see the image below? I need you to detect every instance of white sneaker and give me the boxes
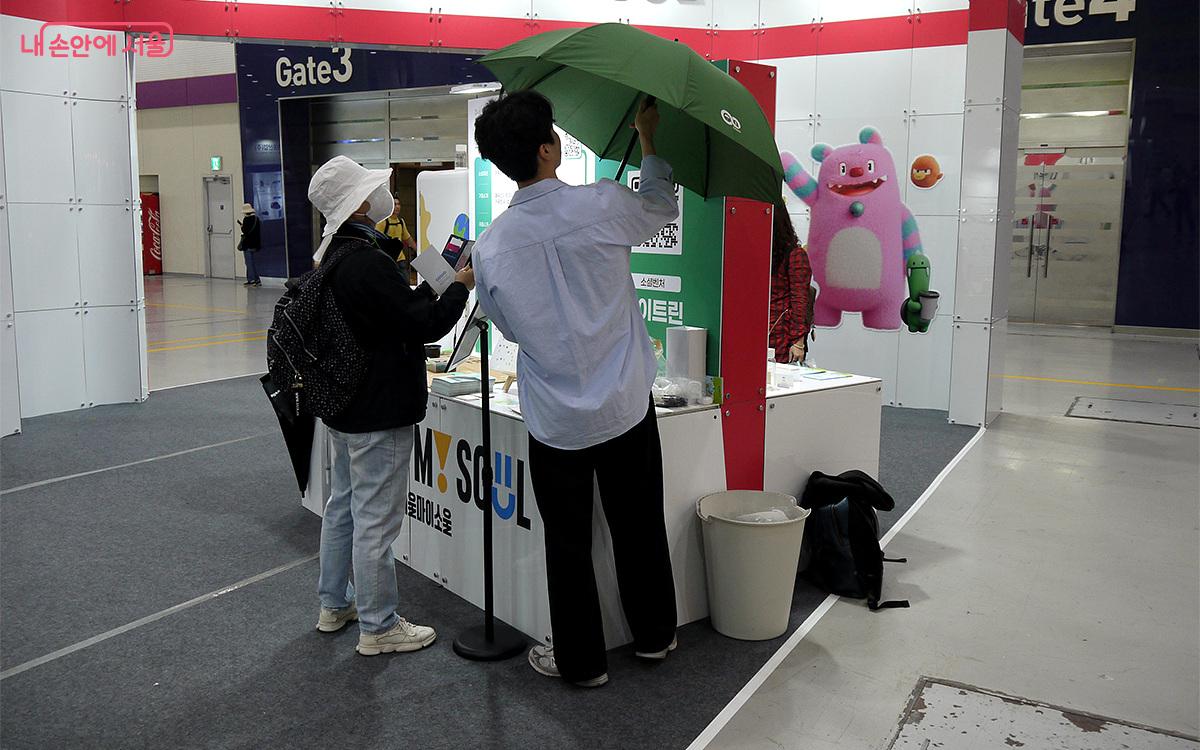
[356,618,436,656]
[635,635,678,660]
[527,644,608,687]
[316,603,359,633]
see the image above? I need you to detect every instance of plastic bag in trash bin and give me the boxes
[735,508,793,524]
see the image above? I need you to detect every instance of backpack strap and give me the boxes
[847,499,910,611]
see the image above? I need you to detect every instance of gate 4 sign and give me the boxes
[1027,0,1136,27]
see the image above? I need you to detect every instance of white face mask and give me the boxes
[365,184,394,224]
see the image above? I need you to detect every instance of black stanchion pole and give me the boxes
[453,320,527,662]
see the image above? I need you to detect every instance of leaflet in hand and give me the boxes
[412,247,457,294]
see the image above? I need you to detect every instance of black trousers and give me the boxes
[527,400,678,682]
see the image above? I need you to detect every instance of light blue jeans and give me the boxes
[318,426,412,634]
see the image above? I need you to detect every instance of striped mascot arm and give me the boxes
[781,150,821,208]
[901,205,925,264]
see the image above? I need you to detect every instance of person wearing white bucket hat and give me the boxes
[306,155,474,656]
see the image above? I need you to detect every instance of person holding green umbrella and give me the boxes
[472,91,679,687]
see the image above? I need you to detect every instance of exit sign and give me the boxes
[210,156,222,170]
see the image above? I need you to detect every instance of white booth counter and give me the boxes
[302,363,882,648]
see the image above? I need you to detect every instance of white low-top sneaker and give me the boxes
[355,618,436,656]
[635,635,678,660]
[527,645,608,687]
[316,603,359,633]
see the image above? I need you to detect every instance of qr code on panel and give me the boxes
[562,135,583,159]
[642,222,680,249]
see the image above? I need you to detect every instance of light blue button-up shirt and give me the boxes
[473,156,679,450]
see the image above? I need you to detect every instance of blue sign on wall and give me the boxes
[235,43,488,278]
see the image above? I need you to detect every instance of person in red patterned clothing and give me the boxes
[768,202,814,363]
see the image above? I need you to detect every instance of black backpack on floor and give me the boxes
[265,236,371,419]
[798,470,909,611]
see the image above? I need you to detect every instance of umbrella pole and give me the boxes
[614,130,639,185]
[453,319,527,662]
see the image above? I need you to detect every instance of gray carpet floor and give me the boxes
[0,377,975,749]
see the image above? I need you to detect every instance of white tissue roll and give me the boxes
[666,326,707,381]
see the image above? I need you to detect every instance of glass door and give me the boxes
[1010,149,1126,326]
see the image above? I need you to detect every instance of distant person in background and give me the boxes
[238,203,262,287]
[768,204,813,363]
[378,197,418,282]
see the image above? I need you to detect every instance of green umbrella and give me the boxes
[479,23,783,204]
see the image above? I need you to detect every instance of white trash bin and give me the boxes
[697,491,810,641]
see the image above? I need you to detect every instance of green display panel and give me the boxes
[596,160,725,376]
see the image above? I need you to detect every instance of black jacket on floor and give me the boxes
[323,223,468,433]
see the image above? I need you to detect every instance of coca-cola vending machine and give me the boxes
[141,192,163,275]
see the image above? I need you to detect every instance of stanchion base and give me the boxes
[452,621,528,662]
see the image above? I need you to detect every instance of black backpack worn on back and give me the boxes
[265,235,371,419]
[798,469,909,611]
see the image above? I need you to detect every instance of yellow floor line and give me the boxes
[1003,374,1200,393]
[148,334,266,354]
[146,302,250,315]
[148,330,268,347]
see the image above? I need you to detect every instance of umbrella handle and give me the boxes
[614,131,638,185]
[614,95,656,184]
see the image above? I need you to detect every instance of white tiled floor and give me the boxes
[702,326,1200,749]
[145,275,276,391]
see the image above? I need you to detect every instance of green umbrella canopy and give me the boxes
[479,23,783,204]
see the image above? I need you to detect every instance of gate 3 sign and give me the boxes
[411,427,533,536]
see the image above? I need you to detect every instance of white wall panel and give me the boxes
[15,308,86,417]
[959,103,1003,215]
[895,313,953,410]
[987,315,1005,423]
[905,113,963,215]
[954,214,999,323]
[68,31,129,101]
[72,99,133,205]
[809,314,900,406]
[533,0,709,25]
[964,29,1007,106]
[819,0,910,23]
[0,130,17,434]
[915,0,969,11]
[911,44,967,115]
[1,322,19,435]
[947,319,990,426]
[1,92,75,204]
[8,204,80,312]
[0,15,70,97]
[82,306,142,405]
[713,0,759,30]
[815,50,912,118]
[759,0,819,27]
[764,56,816,120]
[1003,33,1023,110]
[78,205,138,308]
[915,214,959,315]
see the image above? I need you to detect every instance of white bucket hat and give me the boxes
[308,155,393,262]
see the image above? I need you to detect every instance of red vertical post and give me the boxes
[718,60,776,491]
